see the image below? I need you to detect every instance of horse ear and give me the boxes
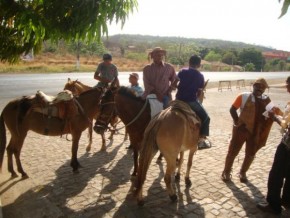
[68,78,71,82]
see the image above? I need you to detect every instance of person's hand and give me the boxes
[95,75,101,81]
[272,106,283,116]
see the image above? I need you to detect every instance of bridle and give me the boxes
[95,98,149,133]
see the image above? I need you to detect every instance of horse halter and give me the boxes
[94,101,116,134]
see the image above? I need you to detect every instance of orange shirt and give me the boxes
[232,94,243,109]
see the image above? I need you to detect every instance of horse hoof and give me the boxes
[185,177,192,187]
[137,199,145,206]
[73,169,80,174]
[170,194,178,202]
[21,173,29,179]
[130,173,137,178]
[11,173,18,178]
[86,147,91,152]
[175,173,180,182]
[100,148,106,152]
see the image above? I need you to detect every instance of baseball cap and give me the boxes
[253,78,269,88]
[103,53,112,60]
[129,73,139,80]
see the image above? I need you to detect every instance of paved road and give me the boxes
[1,72,289,109]
[0,79,289,217]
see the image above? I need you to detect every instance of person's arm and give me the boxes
[197,75,205,98]
[94,64,101,81]
[142,66,155,96]
[230,105,239,126]
[268,107,283,126]
[230,94,242,125]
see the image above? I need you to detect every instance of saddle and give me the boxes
[32,90,78,120]
[168,100,201,130]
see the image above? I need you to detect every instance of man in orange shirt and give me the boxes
[221,78,274,183]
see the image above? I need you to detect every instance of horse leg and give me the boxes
[71,132,82,173]
[131,148,138,177]
[164,159,177,202]
[7,141,18,178]
[86,124,92,152]
[14,145,28,179]
[100,132,106,151]
[175,151,184,182]
[185,149,195,187]
[108,129,115,140]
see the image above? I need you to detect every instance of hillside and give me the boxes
[105,34,275,53]
[1,34,288,73]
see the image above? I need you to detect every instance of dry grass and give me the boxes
[0,53,148,73]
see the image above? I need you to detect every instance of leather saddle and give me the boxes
[32,90,78,120]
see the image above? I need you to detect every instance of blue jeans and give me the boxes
[187,101,210,136]
[163,95,170,109]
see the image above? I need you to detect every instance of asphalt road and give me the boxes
[0,71,289,110]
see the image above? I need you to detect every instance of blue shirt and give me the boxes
[176,67,204,102]
[128,84,144,97]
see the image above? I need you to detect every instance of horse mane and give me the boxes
[75,80,91,89]
[77,87,101,99]
[18,97,34,123]
[117,86,144,102]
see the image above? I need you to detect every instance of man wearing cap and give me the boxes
[142,47,178,108]
[94,53,119,88]
[221,78,274,183]
[128,73,143,97]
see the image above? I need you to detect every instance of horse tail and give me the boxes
[135,116,160,195]
[0,112,7,172]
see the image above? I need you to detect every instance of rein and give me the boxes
[115,99,148,131]
[73,98,92,125]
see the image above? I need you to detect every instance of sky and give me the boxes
[108,0,290,51]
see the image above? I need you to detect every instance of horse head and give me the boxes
[94,87,118,134]
[64,78,80,96]
[64,78,92,96]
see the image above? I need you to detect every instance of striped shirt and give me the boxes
[142,62,177,97]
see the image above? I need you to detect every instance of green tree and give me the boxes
[0,0,137,63]
[204,50,222,62]
[279,60,287,71]
[222,51,237,65]
[244,63,255,72]
[279,0,290,18]
[238,48,265,71]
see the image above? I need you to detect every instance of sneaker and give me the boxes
[257,202,281,215]
[198,139,212,150]
[282,200,290,209]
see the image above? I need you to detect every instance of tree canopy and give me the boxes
[279,0,290,18]
[0,0,137,63]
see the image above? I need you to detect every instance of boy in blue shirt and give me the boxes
[176,55,210,149]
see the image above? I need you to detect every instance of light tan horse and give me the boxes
[63,78,120,151]
[0,88,103,178]
[135,100,200,206]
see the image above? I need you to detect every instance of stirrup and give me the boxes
[221,171,232,182]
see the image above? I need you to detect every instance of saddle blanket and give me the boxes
[147,94,163,118]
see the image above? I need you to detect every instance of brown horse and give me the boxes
[0,88,103,178]
[95,86,151,176]
[135,100,200,206]
[63,78,120,151]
